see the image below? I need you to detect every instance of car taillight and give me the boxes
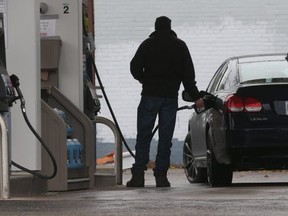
[225,95,262,112]
[244,97,262,112]
[226,95,243,112]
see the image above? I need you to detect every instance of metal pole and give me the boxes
[95,116,123,185]
[0,114,10,199]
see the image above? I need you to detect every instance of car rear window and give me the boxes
[239,60,288,84]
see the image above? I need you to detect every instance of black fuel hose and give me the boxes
[92,60,136,158]
[150,105,195,138]
[10,75,57,179]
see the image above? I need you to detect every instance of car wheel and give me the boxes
[206,129,233,187]
[183,135,207,183]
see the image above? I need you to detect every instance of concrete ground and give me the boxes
[1,169,288,216]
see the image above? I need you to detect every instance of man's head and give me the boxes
[155,16,171,31]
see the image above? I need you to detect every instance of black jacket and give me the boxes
[130,29,200,100]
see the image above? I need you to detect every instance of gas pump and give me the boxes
[0,66,14,114]
[0,13,57,182]
[0,17,11,105]
[0,14,13,173]
[0,62,57,181]
[0,72,58,180]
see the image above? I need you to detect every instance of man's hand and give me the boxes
[194,98,205,109]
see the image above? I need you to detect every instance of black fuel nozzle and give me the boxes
[202,94,218,110]
[9,74,20,88]
[9,74,25,107]
[192,92,217,114]
[182,90,222,113]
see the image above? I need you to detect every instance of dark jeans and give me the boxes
[132,96,178,173]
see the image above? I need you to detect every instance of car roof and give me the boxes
[226,53,287,64]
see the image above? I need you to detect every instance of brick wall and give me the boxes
[0,1,4,12]
[94,0,288,162]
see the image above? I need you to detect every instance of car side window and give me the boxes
[218,60,238,91]
[207,62,228,93]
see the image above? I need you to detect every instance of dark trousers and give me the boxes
[132,96,178,173]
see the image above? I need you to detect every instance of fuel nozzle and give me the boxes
[9,74,25,107]
[9,74,20,88]
[182,90,222,113]
[202,94,217,109]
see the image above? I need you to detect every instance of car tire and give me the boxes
[183,135,207,184]
[207,129,233,187]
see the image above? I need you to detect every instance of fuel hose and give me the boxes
[10,74,57,179]
[92,60,136,158]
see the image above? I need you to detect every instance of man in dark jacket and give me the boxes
[127,16,204,187]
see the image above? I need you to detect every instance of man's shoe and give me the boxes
[154,170,171,187]
[155,176,171,187]
[126,170,144,187]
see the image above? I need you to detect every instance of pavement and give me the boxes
[1,169,288,216]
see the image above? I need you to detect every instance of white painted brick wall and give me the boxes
[94,0,288,145]
[0,1,4,12]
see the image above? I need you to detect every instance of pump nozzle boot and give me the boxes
[126,169,144,187]
[154,170,171,187]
